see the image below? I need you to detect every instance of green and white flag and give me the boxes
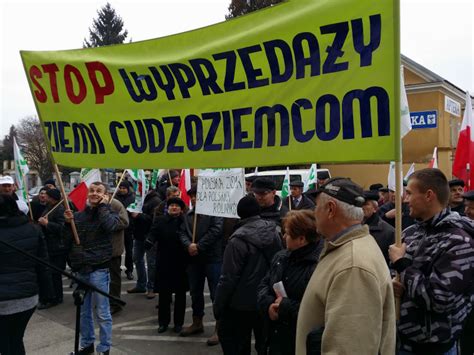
[127,169,149,213]
[13,137,29,201]
[304,164,317,192]
[281,167,290,199]
[150,169,162,190]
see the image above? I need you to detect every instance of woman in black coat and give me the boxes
[145,197,188,334]
[257,210,323,355]
[0,194,52,355]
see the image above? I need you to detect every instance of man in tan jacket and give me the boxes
[296,178,396,355]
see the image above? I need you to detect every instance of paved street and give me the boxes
[24,268,227,355]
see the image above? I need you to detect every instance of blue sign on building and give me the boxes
[410,110,437,129]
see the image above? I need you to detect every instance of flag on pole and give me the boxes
[428,147,438,169]
[388,161,404,195]
[13,137,29,202]
[400,66,412,138]
[304,164,317,192]
[178,169,192,207]
[127,169,149,213]
[68,168,102,211]
[453,92,474,189]
[281,167,290,199]
[150,169,161,190]
[404,163,416,182]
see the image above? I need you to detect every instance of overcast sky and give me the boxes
[0,0,473,137]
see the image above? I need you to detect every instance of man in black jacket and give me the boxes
[116,181,135,280]
[252,178,288,231]
[448,179,466,215]
[64,182,120,355]
[283,181,315,211]
[37,188,66,309]
[214,195,282,354]
[178,185,224,346]
[362,191,395,265]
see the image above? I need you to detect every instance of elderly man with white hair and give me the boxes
[0,175,29,215]
[296,177,396,355]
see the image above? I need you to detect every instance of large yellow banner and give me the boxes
[21,0,400,169]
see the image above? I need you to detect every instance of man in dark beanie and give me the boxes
[448,178,465,215]
[37,188,66,309]
[214,195,282,354]
[156,170,180,201]
[252,178,288,231]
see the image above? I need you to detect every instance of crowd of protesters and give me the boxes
[1,167,474,355]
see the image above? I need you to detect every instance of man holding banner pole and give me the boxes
[178,184,224,345]
[389,169,474,354]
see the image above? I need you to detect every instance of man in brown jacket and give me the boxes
[296,178,396,355]
[109,196,129,314]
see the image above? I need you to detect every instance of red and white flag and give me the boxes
[428,147,438,169]
[453,92,474,189]
[178,169,192,207]
[68,169,101,211]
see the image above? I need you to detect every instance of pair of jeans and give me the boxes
[187,262,221,317]
[132,240,156,291]
[218,309,264,355]
[78,268,112,353]
[0,306,36,355]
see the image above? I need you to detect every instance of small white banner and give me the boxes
[196,168,245,218]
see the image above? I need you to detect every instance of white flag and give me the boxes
[80,168,101,186]
[428,147,438,169]
[401,66,412,138]
[404,163,415,182]
[304,164,317,192]
[13,137,29,201]
[388,161,403,196]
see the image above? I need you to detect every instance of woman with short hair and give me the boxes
[257,210,323,355]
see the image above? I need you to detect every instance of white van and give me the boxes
[245,168,331,196]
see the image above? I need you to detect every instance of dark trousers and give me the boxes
[0,307,36,355]
[109,256,122,306]
[187,262,221,317]
[124,234,134,272]
[461,310,474,355]
[50,254,67,302]
[219,309,264,355]
[158,291,186,327]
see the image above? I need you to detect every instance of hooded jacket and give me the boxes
[260,195,289,230]
[394,208,474,353]
[213,216,282,319]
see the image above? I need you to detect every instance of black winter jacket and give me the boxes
[66,204,120,273]
[260,195,289,231]
[0,214,53,301]
[213,216,282,319]
[179,210,224,264]
[257,241,323,355]
[132,190,162,241]
[40,203,67,256]
[147,214,189,293]
[364,213,395,265]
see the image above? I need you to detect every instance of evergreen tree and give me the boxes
[226,0,283,19]
[83,2,129,47]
